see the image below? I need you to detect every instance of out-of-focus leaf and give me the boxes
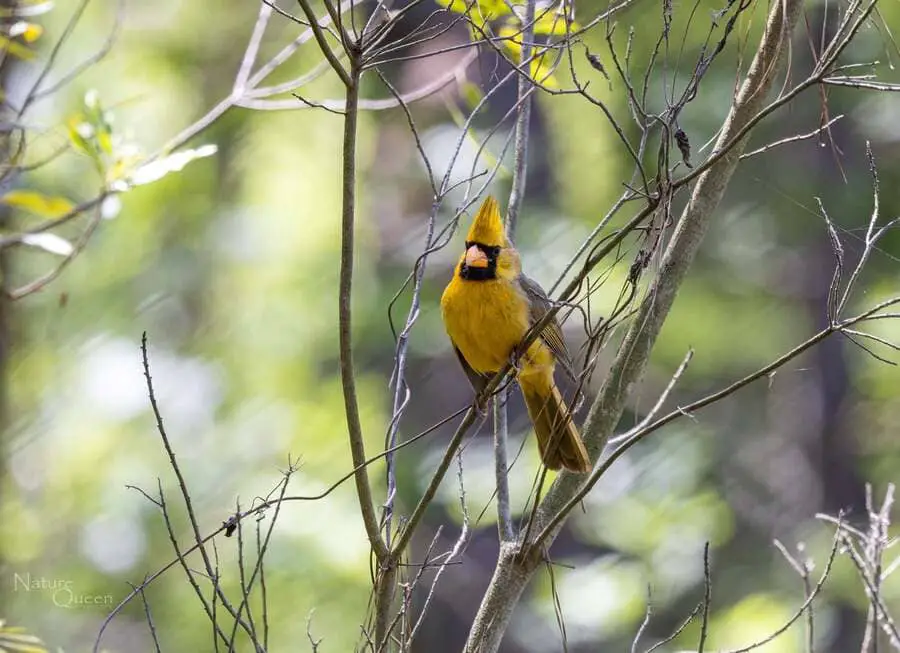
[531,51,559,88]
[67,117,95,159]
[67,92,121,177]
[8,21,43,42]
[126,144,218,187]
[437,0,510,30]
[533,10,579,35]
[0,35,34,60]
[498,24,522,57]
[1,190,75,218]
[466,20,481,44]
[81,91,113,150]
[0,620,47,653]
[461,81,483,110]
[0,1,54,18]
[21,233,74,256]
[436,0,510,17]
[96,130,113,155]
[497,25,559,88]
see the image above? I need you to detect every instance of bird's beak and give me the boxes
[465,245,489,268]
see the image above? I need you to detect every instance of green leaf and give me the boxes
[436,0,511,25]
[530,52,559,88]
[497,25,560,88]
[0,35,34,60]
[1,190,75,218]
[533,10,580,36]
[0,621,47,653]
[66,118,96,160]
[80,91,113,150]
[96,130,113,155]
[497,24,522,57]
[460,81,483,111]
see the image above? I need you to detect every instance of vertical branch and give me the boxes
[506,0,536,234]
[338,57,388,562]
[495,0,538,543]
[374,564,399,652]
[493,390,514,541]
[698,542,712,652]
[296,0,352,87]
[463,544,542,653]
[319,21,398,644]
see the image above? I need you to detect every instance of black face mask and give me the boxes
[459,242,501,280]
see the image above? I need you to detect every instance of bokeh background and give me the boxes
[2,0,899,651]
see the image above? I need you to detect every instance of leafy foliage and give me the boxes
[0,621,47,653]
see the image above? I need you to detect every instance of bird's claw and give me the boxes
[507,346,523,374]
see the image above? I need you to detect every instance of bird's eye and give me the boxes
[490,246,501,257]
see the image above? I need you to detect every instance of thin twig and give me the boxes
[234,2,273,93]
[295,0,352,87]
[719,527,841,653]
[698,542,711,652]
[132,579,162,653]
[774,540,815,652]
[609,347,694,445]
[631,586,652,653]
[740,114,844,159]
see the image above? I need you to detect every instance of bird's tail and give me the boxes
[520,379,590,473]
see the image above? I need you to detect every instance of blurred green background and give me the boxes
[2,0,899,651]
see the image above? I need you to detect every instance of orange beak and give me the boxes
[465,245,489,268]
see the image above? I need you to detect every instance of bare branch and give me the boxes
[822,78,900,91]
[740,115,845,159]
[6,197,106,300]
[235,3,274,93]
[408,452,472,644]
[132,578,162,653]
[609,347,694,446]
[295,0,352,87]
[335,57,389,562]
[698,542,712,652]
[774,540,816,652]
[718,528,841,653]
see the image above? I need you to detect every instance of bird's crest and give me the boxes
[466,196,506,246]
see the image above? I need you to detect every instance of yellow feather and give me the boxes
[442,268,532,374]
[441,195,590,473]
[466,196,507,246]
[442,196,553,374]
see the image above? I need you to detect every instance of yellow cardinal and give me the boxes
[440,196,590,473]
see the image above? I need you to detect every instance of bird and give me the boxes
[440,196,591,473]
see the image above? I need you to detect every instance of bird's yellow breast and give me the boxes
[441,268,536,374]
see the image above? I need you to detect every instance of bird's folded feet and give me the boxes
[473,392,490,418]
[507,345,523,374]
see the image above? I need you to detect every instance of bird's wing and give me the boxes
[518,273,577,382]
[453,345,490,394]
